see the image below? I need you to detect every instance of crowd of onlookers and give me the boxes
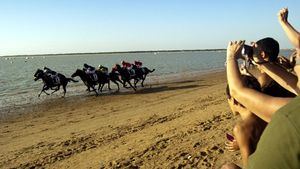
[222,8,300,169]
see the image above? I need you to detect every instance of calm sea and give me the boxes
[0,50,293,114]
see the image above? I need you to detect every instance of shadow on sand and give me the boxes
[134,84,208,94]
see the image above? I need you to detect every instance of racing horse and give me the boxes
[34,69,78,97]
[131,64,155,88]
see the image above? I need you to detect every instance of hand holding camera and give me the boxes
[241,43,268,65]
[226,40,245,61]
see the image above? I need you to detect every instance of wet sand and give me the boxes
[0,71,241,168]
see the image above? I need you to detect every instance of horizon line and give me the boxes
[1,48,293,57]
[1,48,226,57]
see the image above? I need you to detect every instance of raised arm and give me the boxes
[278,8,300,48]
[257,62,299,95]
[226,41,291,122]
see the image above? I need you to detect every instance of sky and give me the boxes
[0,0,299,56]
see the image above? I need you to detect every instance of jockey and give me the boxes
[83,63,97,81]
[98,65,109,76]
[44,67,57,75]
[121,61,135,76]
[111,66,117,73]
[134,60,143,68]
[121,60,132,69]
[43,67,60,84]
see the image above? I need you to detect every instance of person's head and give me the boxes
[253,37,280,62]
[226,75,261,115]
[84,63,88,68]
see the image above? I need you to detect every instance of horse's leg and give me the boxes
[117,79,123,85]
[62,84,67,98]
[100,84,105,92]
[43,90,50,95]
[91,86,99,96]
[51,86,60,94]
[84,82,90,92]
[39,86,50,97]
[112,80,120,92]
[123,80,127,88]
[38,85,46,97]
[134,79,138,88]
[108,81,112,90]
[127,80,136,91]
[123,80,130,89]
[122,78,128,88]
[141,76,146,87]
[97,83,101,92]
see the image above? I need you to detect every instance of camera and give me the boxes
[241,45,253,60]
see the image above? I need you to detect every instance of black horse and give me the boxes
[114,64,137,91]
[131,64,155,87]
[97,68,123,93]
[34,69,78,97]
[71,69,100,95]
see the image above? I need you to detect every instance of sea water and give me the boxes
[0,50,293,114]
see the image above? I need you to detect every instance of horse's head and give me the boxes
[71,69,83,78]
[34,69,44,81]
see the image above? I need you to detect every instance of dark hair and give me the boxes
[226,75,261,100]
[256,37,280,62]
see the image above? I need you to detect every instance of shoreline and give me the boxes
[0,70,241,168]
[0,69,225,121]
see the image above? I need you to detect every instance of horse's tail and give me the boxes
[149,69,155,73]
[144,68,155,73]
[67,78,78,83]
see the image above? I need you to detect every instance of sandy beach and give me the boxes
[0,71,241,169]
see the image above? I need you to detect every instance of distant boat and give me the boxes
[25,57,29,59]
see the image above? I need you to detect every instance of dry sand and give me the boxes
[0,71,241,169]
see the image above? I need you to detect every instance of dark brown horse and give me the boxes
[114,64,136,91]
[71,69,99,95]
[98,69,123,92]
[34,69,78,97]
[71,69,122,95]
[131,64,155,87]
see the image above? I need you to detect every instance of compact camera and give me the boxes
[241,45,253,60]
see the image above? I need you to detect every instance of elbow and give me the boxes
[229,83,245,99]
[295,34,300,48]
[264,116,271,123]
[295,37,300,49]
